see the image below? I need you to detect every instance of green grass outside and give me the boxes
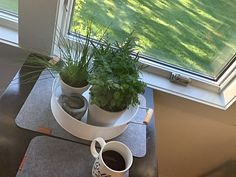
[71,0,236,77]
[0,0,17,14]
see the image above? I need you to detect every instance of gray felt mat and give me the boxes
[16,136,129,177]
[15,71,147,157]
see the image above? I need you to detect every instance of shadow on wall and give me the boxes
[201,160,236,177]
[154,90,236,177]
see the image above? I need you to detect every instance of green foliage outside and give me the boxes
[71,0,236,78]
[89,33,146,112]
[0,0,17,14]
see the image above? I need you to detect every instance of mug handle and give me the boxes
[90,137,106,158]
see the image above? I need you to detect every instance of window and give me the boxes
[0,0,18,14]
[69,0,236,80]
[1,0,236,109]
[0,0,18,31]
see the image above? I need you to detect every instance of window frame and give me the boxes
[0,10,18,45]
[1,0,236,110]
[63,0,236,110]
[0,10,18,30]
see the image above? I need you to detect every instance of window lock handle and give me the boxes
[169,73,191,86]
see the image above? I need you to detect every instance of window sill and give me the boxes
[0,24,18,46]
[142,70,236,110]
[1,24,235,110]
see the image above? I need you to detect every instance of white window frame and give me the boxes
[0,0,236,110]
[61,0,236,110]
[0,10,18,44]
[0,10,18,30]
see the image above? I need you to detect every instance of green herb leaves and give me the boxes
[89,33,146,112]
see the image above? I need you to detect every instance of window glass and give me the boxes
[0,0,18,14]
[70,0,236,79]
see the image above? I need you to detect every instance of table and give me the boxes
[0,63,158,177]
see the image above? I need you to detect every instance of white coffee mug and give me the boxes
[90,137,133,177]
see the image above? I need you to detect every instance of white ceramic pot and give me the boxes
[87,104,126,127]
[59,77,90,96]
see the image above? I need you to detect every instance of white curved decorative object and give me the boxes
[51,78,139,140]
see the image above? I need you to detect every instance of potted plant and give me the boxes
[88,33,147,126]
[22,25,96,121]
[26,25,94,96]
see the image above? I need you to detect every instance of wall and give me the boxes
[18,0,59,55]
[0,43,28,97]
[154,90,236,177]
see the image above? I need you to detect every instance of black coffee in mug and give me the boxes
[102,150,126,171]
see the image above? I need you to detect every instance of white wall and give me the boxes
[18,0,59,55]
[154,91,236,177]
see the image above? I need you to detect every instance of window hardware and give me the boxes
[64,0,68,12]
[169,73,191,86]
